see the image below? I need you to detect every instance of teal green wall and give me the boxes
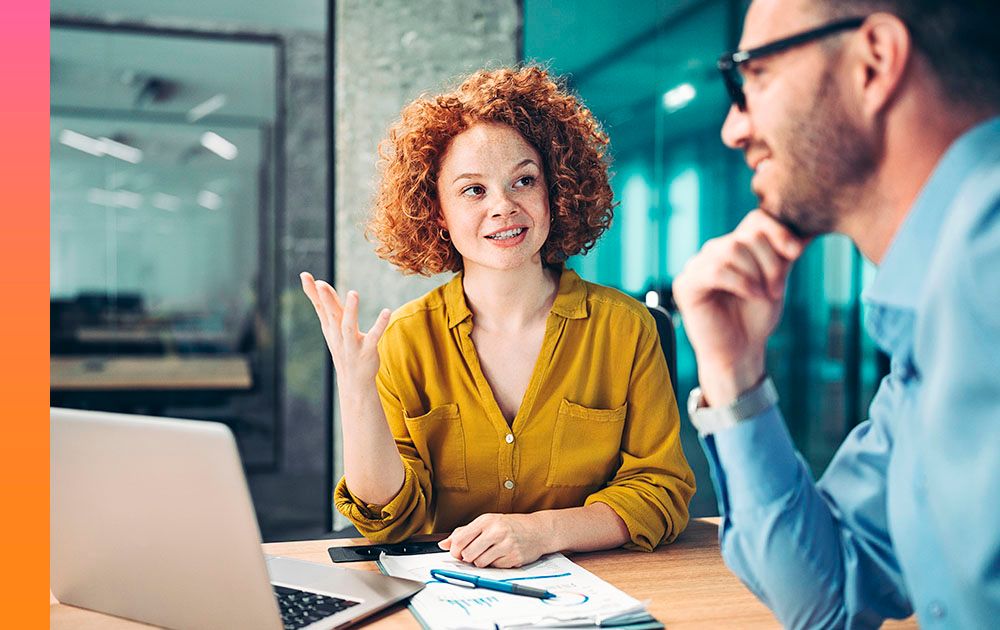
[526,0,884,516]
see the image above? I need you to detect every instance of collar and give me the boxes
[864,116,1000,312]
[444,272,471,329]
[444,266,589,329]
[549,267,589,319]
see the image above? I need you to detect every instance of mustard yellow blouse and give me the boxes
[334,268,695,550]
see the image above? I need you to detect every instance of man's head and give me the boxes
[720,0,1000,238]
[820,0,1000,107]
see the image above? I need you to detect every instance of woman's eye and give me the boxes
[514,175,535,188]
[461,185,485,198]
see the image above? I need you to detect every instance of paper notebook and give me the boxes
[377,551,662,629]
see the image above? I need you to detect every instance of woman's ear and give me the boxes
[435,215,448,229]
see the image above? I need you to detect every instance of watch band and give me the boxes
[687,376,778,435]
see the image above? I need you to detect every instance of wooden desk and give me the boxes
[50,355,253,391]
[50,519,918,629]
[74,327,234,347]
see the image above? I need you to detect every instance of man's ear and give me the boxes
[851,13,912,119]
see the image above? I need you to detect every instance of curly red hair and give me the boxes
[367,66,615,276]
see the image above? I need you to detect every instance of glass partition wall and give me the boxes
[50,23,281,469]
[524,0,885,515]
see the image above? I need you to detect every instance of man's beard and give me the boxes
[771,67,878,238]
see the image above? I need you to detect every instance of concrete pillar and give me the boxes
[332,0,520,527]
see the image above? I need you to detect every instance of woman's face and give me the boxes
[435,122,550,274]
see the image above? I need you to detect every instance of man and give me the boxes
[673,0,999,627]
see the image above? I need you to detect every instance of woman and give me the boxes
[301,66,694,568]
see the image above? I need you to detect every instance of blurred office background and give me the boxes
[50,0,886,539]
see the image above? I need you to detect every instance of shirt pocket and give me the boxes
[546,399,627,488]
[403,403,469,492]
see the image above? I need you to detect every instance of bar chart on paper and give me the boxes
[377,551,660,629]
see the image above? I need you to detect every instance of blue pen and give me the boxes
[430,569,556,599]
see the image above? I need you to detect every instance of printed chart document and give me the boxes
[377,551,662,629]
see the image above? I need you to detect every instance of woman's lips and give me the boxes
[484,226,527,247]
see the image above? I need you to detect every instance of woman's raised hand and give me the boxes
[300,272,391,388]
[300,272,404,502]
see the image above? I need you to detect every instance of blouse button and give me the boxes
[503,479,515,490]
[505,433,514,444]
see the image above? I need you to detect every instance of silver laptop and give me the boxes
[51,407,423,630]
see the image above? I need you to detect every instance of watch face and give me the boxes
[687,377,779,435]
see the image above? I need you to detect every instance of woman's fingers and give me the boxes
[301,274,388,388]
[445,524,478,561]
[470,542,505,568]
[341,291,360,338]
[299,272,328,320]
[458,528,495,565]
[489,552,522,569]
[302,273,346,333]
[364,309,392,350]
[301,274,390,388]
[315,280,345,324]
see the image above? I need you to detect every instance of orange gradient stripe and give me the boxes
[0,2,49,627]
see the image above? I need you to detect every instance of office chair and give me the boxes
[646,305,678,397]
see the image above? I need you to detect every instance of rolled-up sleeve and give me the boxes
[586,320,696,550]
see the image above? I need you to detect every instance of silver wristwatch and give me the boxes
[687,376,779,435]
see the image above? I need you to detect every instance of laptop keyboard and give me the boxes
[273,584,360,629]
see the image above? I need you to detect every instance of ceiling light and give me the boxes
[197,190,222,210]
[58,129,142,163]
[187,94,227,122]
[152,193,182,212]
[200,131,238,160]
[97,136,143,163]
[59,129,105,157]
[87,188,142,208]
[663,83,697,112]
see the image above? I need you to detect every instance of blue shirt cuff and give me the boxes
[701,405,804,513]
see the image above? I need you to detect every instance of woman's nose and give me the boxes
[491,194,519,218]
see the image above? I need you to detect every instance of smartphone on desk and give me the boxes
[328,540,444,563]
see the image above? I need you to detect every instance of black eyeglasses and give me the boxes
[718,16,867,111]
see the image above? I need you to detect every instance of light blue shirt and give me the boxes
[700,116,1000,629]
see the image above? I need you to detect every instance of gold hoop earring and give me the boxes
[439,228,450,242]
